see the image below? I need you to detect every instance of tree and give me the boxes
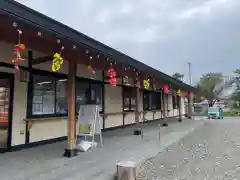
[233,69,240,89]
[231,69,240,108]
[172,72,184,81]
[196,72,230,107]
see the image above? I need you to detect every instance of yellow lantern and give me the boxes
[143,79,150,89]
[52,51,64,72]
[177,89,181,96]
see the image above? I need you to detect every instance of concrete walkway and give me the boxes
[0,119,204,180]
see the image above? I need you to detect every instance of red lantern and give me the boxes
[162,84,169,94]
[107,68,117,86]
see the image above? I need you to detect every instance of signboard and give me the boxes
[123,76,130,86]
[77,105,102,143]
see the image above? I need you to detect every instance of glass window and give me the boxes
[56,79,68,114]
[75,81,103,113]
[143,91,150,110]
[32,75,55,115]
[76,82,89,113]
[91,83,103,112]
[31,74,103,116]
[176,96,180,109]
[123,87,136,111]
[143,91,162,110]
[152,92,162,110]
[172,95,178,109]
[123,97,130,111]
[131,97,136,110]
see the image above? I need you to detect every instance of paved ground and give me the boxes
[0,118,202,180]
[137,117,240,180]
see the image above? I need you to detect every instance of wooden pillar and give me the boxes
[25,50,33,144]
[162,92,168,127]
[160,91,164,120]
[178,95,182,122]
[187,92,193,119]
[102,70,105,129]
[134,88,142,135]
[167,94,169,116]
[135,88,140,122]
[64,61,77,157]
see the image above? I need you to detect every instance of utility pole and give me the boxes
[187,62,193,119]
[188,62,192,85]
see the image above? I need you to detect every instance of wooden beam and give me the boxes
[63,61,77,158]
[32,55,52,65]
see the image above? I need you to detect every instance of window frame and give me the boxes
[122,86,136,112]
[172,94,178,109]
[29,71,67,118]
[151,91,162,110]
[176,95,180,109]
[75,77,104,114]
[28,69,104,118]
[143,90,162,111]
[143,90,151,110]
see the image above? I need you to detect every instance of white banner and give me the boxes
[77,105,101,136]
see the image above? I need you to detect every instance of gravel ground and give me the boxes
[137,118,240,180]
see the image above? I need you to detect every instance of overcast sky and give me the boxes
[16,0,240,84]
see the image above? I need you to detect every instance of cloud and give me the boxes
[15,0,240,84]
[178,0,229,20]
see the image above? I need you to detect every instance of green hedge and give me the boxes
[224,111,240,116]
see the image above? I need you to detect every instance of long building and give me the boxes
[0,0,195,157]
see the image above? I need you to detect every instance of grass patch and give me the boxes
[224,111,240,116]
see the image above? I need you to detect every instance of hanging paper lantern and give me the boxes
[109,78,117,86]
[9,30,25,71]
[162,84,169,94]
[107,68,117,86]
[52,46,64,72]
[135,78,140,88]
[10,44,25,67]
[88,65,96,75]
[143,79,150,89]
[87,53,96,75]
[177,89,181,96]
[52,52,64,72]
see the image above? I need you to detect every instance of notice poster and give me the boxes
[77,105,101,136]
